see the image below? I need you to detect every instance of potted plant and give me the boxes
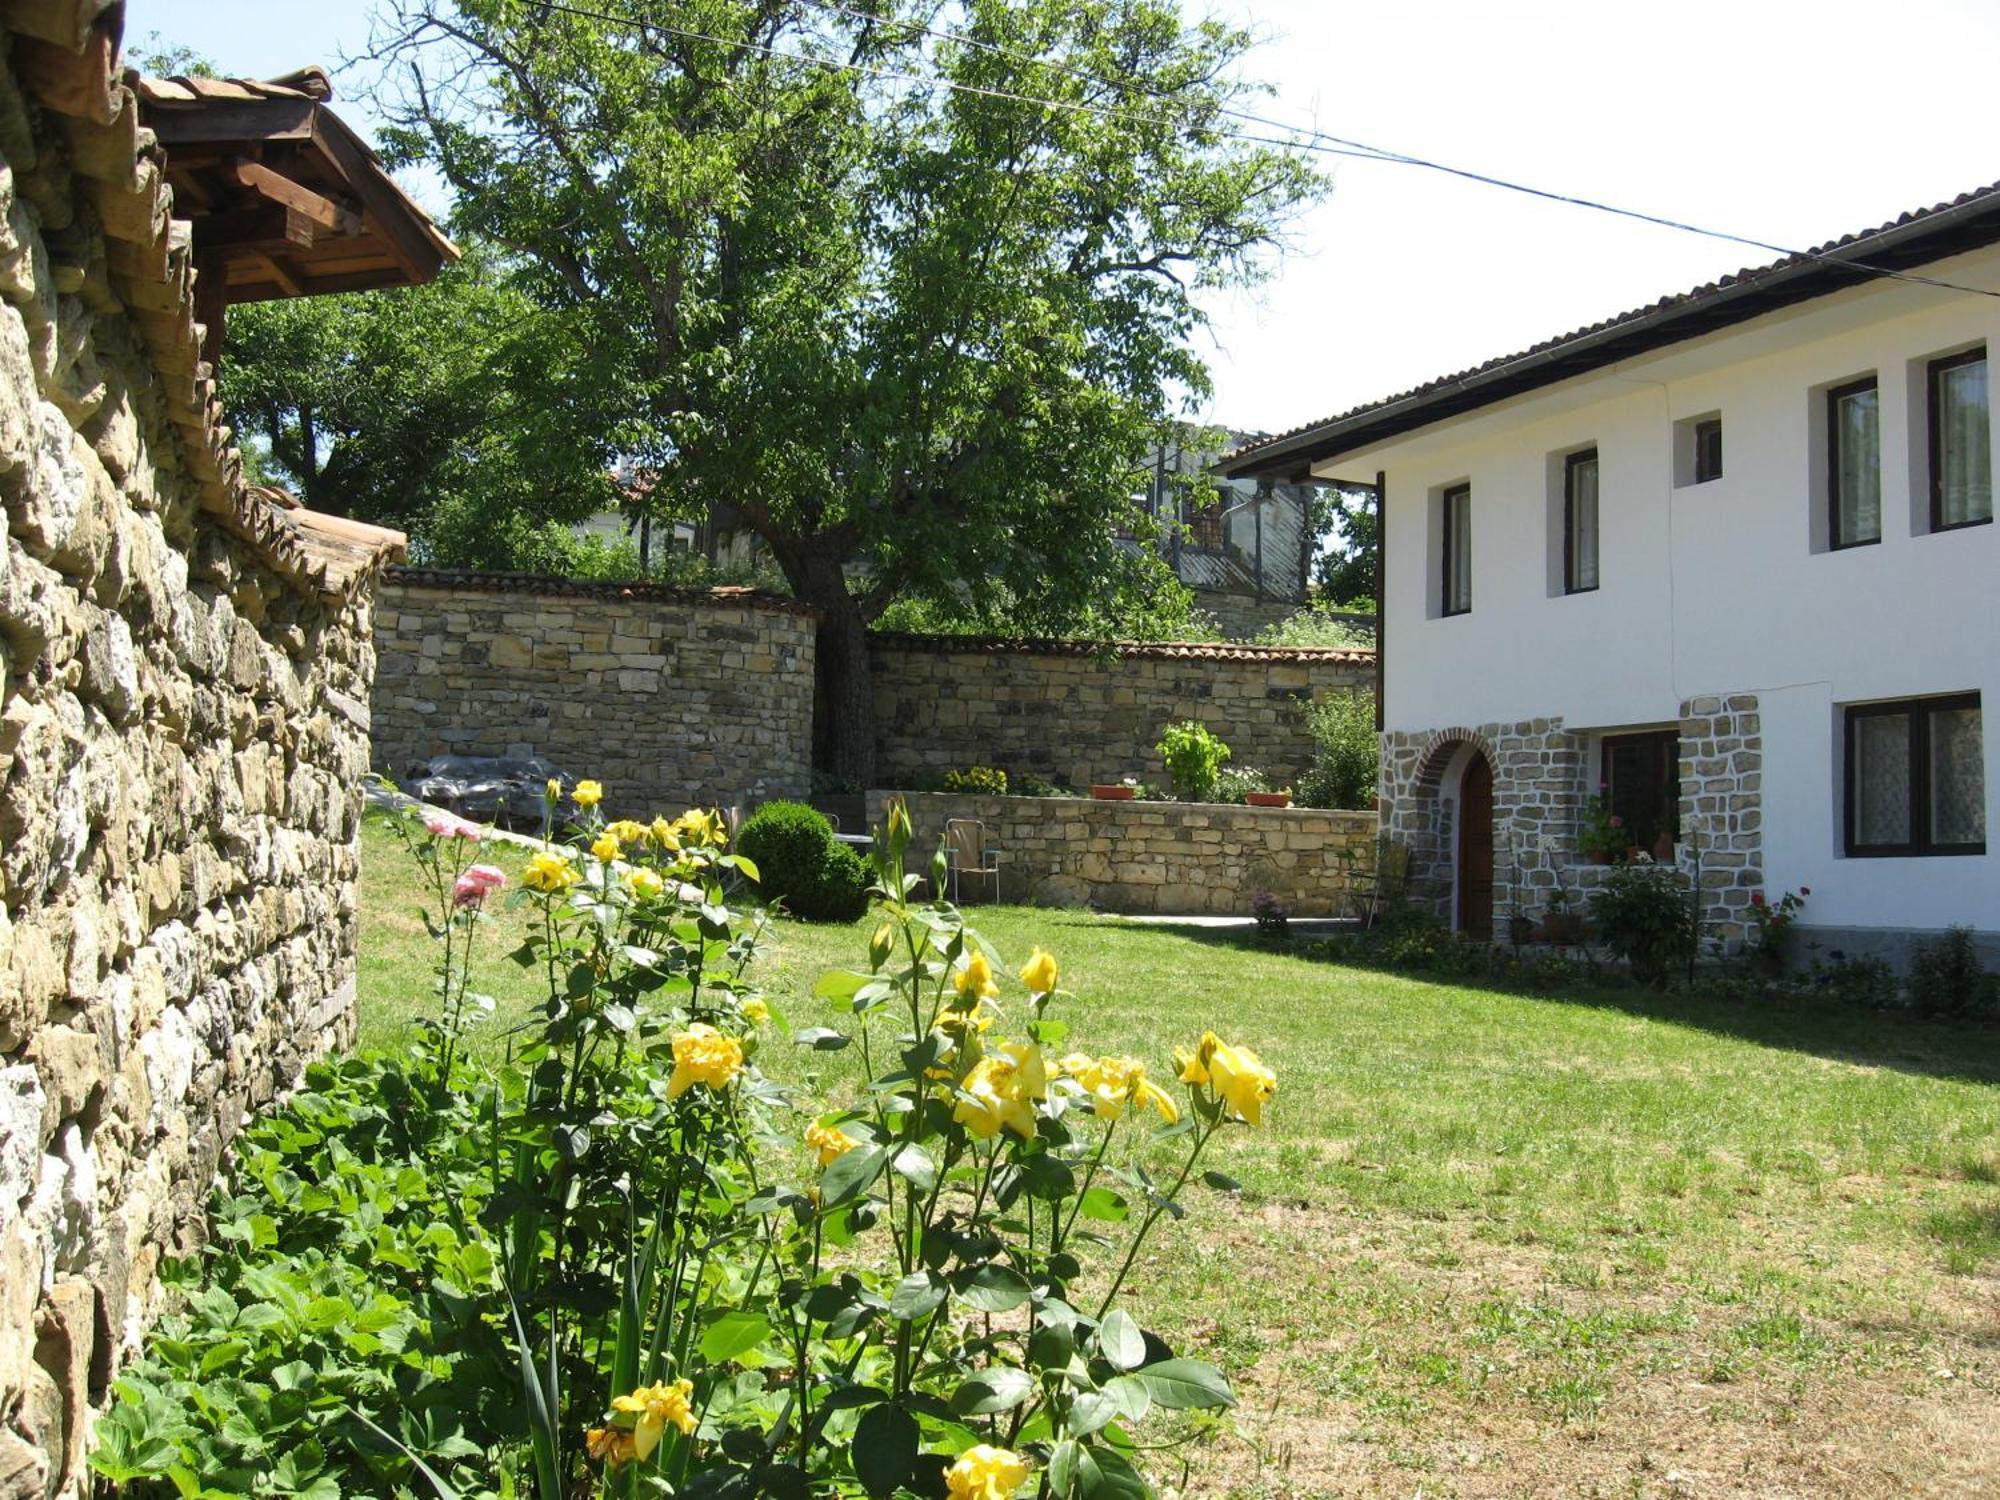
[1578,789,1626,865]
[1245,787,1293,809]
[1090,777,1138,801]
[1155,720,1231,802]
[1536,888,1588,945]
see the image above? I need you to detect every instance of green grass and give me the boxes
[355,813,2000,1495]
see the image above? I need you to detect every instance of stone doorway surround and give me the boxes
[1378,697,1764,948]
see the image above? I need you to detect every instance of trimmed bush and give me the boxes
[1296,690,1377,810]
[737,800,869,921]
[1589,863,1697,987]
[1907,926,1998,1018]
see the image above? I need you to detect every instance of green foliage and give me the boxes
[1589,864,1698,988]
[941,766,1009,796]
[1252,604,1375,650]
[1907,926,1998,1018]
[1576,794,1630,861]
[1214,766,1271,804]
[1311,486,1379,607]
[1155,721,1231,802]
[1295,691,1378,811]
[101,783,1252,1497]
[222,247,615,569]
[1014,773,1077,799]
[369,0,1323,777]
[736,800,862,922]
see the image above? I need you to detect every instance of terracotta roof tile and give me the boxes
[869,631,1374,665]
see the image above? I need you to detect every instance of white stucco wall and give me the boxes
[1322,247,2000,936]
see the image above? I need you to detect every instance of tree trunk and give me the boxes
[777,547,877,789]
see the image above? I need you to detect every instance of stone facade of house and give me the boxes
[371,572,819,815]
[0,21,404,1496]
[866,790,1378,916]
[1379,694,1765,948]
[869,635,1374,794]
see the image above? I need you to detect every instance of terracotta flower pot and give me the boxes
[1245,791,1292,808]
[1090,784,1136,801]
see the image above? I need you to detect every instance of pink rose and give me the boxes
[424,811,483,842]
[454,864,507,906]
[1608,815,1623,828]
[1750,891,1766,906]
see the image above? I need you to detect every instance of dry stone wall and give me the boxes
[866,790,1376,916]
[869,635,1374,793]
[0,39,392,1497]
[371,573,819,815]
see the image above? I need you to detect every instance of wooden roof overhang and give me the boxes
[135,67,459,362]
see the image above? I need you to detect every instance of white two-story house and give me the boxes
[1224,184,2000,964]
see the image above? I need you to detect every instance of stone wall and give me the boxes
[371,572,819,814]
[869,635,1374,794]
[865,790,1377,917]
[1379,694,1765,949]
[0,22,402,1496]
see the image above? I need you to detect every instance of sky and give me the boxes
[141,0,2000,439]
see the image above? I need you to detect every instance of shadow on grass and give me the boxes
[1006,908,2000,1088]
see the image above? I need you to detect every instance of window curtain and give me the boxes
[1835,386,1880,543]
[1569,456,1599,590]
[1937,358,1992,527]
[1448,488,1471,610]
[1851,712,1911,845]
[1930,705,1986,846]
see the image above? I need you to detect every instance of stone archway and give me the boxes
[1381,727,1500,926]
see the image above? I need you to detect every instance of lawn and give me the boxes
[355,813,2000,1497]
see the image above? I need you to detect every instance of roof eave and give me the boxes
[1218,189,2000,481]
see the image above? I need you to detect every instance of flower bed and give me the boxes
[870,791,1378,916]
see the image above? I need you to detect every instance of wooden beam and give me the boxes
[311,115,445,283]
[225,158,360,235]
[252,252,304,299]
[145,98,318,146]
[192,204,316,256]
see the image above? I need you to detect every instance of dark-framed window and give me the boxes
[1928,347,1992,532]
[1844,693,1985,857]
[1440,483,1471,616]
[1693,418,1723,483]
[1827,376,1881,549]
[1601,730,1680,858]
[1563,448,1600,594]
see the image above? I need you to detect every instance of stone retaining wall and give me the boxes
[869,635,1374,794]
[371,573,819,816]
[0,33,397,1494]
[865,791,1377,917]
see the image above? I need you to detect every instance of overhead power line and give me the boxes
[485,0,2000,301]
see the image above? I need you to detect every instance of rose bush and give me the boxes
[95,784,1270,1499]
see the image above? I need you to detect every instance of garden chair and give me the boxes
[1343,837,1411,929]
[945,819,1003,904]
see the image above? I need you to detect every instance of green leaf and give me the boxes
[949,1366,1035,1416]
[1126,1357,1234,1410]
[1201,1169,1242,1192]
[699,1310,774,1363]
[851,1401,919,1498]
[891,1142,937,1194]
[794,1027,852,1051]
[820,1144,887,1207]
[1064,1390,1119,1440]
[889,1272,946,1322]
[1095,1309,1145,1372]
[1077,1187,1129,1223]
[950,1263,1030,1313]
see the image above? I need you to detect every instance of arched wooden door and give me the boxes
[1457,754,1494,940]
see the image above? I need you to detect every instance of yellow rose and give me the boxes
[624,867,665,901]
[1182,1032,1275,1127]
[805,1120,858,1166]
[546,777,563,800]
[584,1425,637,1466]
[954,951,999,1005]
[522,851,580,894]
[945,1444,1031,1500]
[609,1378,696,1459]
[573,779,603,807]
[998,1039,1049,1101]
[1066,1054,1179,1124]
[591,832,621,862]
[886,797,912,846]
[606,819,648,845]
[1019,948,1059,995]
[650,815,683,851]
[674,808,728,848]
[742,997,771,1026]
[667,1023,745,1098]
[953,1055,1036,1141]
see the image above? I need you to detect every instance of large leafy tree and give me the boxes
[368,0,1321,780]
[223,246,618,567]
